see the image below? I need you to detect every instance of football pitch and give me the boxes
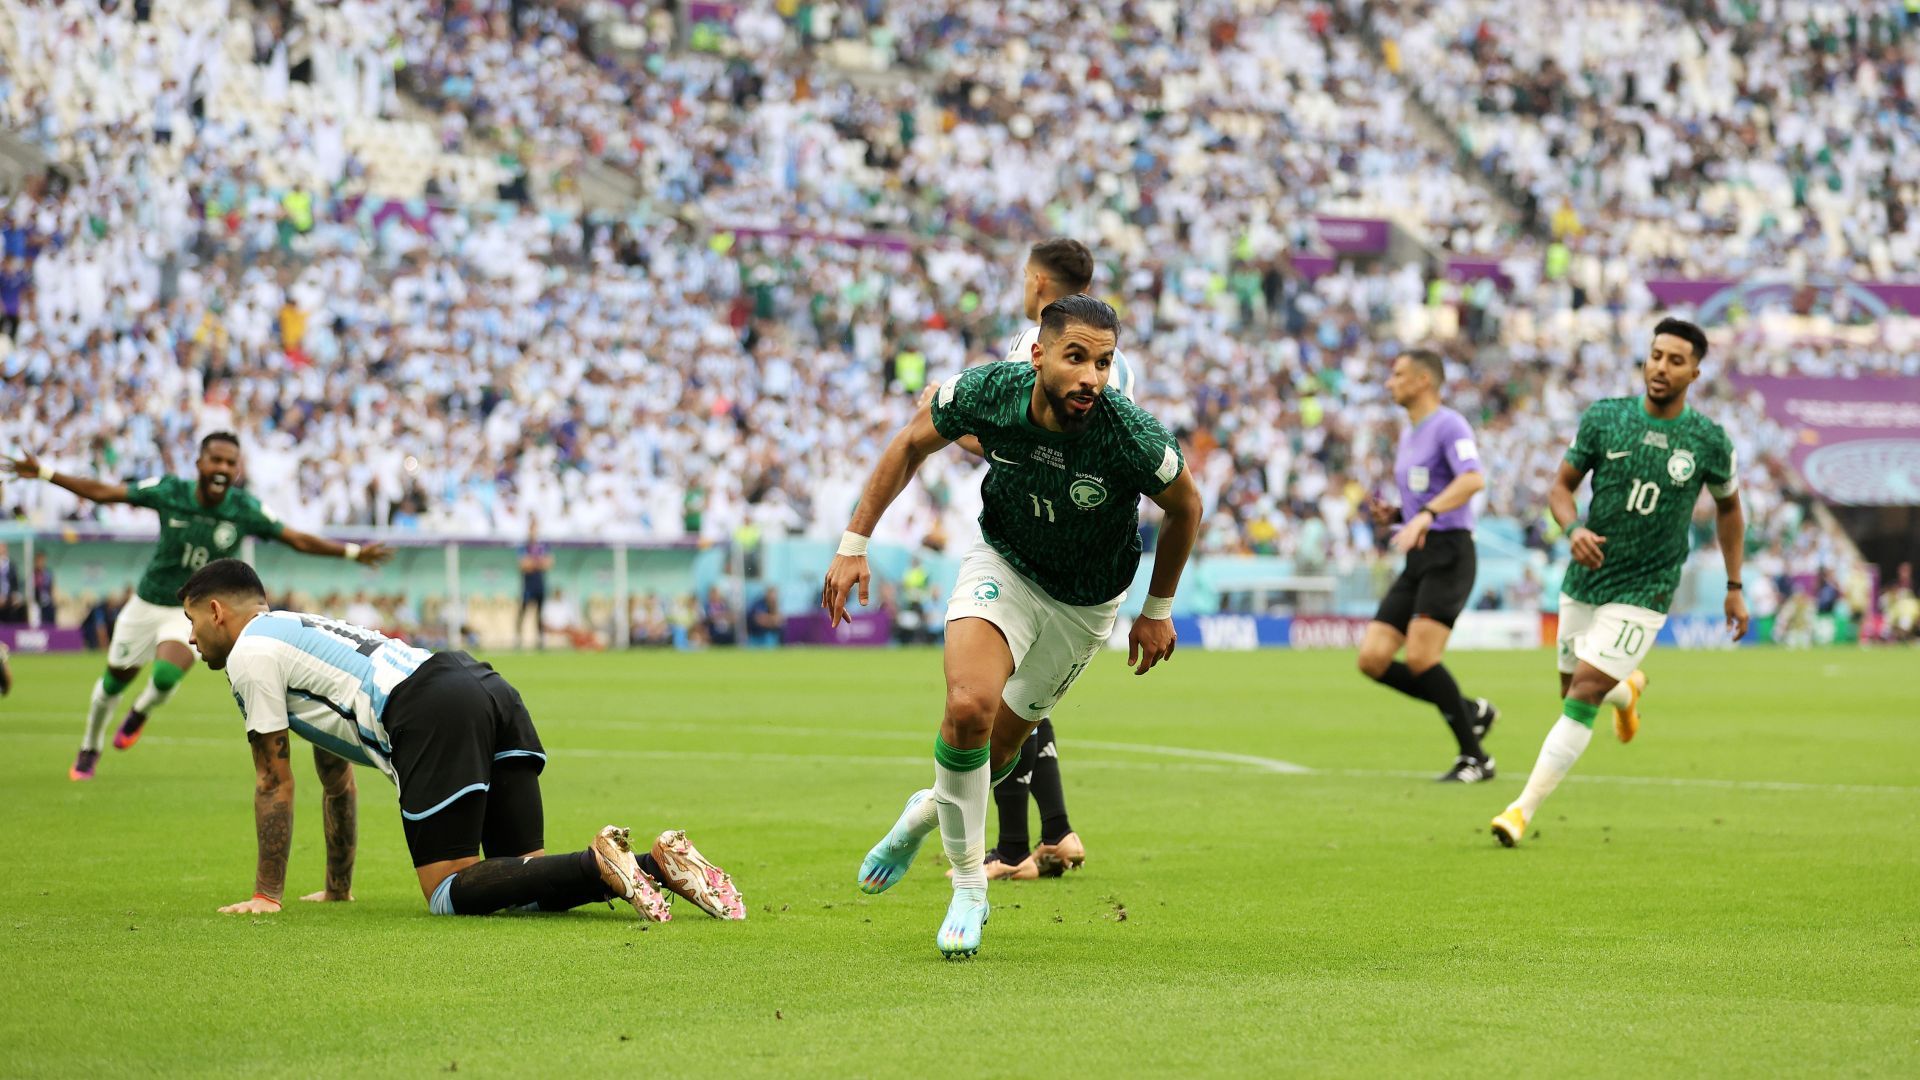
[1,647,1914,1077]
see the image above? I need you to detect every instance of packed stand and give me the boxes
[1371,0,1920,279]
[0,0,1882,625]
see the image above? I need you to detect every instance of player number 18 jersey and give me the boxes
[124,476,286,606]
[1561,397,1737,613]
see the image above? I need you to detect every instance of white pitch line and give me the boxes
[2,724,1911,794]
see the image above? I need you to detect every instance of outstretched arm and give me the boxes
[5,452,129,504]
[821,401,952,625]
[303,748,357,902]
[220,730,295,914]
[1127,466,1203,675]
[278,527,393,567]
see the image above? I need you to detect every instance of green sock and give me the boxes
[990,756,1020,787]
[1561,697,1600,729]
[134,660,189,713]
[934,736,990,772]
[100,669,133,697]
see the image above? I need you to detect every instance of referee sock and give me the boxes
[436,851,612,915]
[991,730,1038,863]
[1372,660,1426,701]
[1410,663,1484,760]
[1510,702,1598,819]
[1030,718,1074,845]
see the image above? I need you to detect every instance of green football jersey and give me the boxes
[123,476,286,605]
[1561,397,1737,613]
[931,362,1184,606]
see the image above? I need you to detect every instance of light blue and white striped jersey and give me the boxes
[221,611,433,785]
[1002,324,1137,399]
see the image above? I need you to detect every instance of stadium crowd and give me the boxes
[0,0,1898,629]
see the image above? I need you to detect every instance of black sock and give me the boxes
[1410,664,1484,759]
[446,850,612,914]
[1031,718,1073,845]
[991,731,1038,862]
[1372,660,1426,700]
[637,851,662,884]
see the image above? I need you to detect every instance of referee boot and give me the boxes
[1437,755,1496,783]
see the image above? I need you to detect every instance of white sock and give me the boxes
[1511,717,1594,818]
[1601,678,1633,710]
[83,679,121,752]
[132,679,177,715]
[934,760,990,892]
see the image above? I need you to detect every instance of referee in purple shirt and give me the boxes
[1358,350,1500,782]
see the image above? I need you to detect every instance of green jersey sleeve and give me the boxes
[1564,405,1604,473]
[1701,429,1738,499]
[236,492,287,539]
[1119,409,1185,497]
[930,364,997,442]
[123,475,184,510]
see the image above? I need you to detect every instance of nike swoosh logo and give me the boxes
[990,451,1022,466]
[1606,451,1631,459]
[1028,702,1052,712]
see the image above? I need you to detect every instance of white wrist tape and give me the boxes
[342,543,362,562]
[836,531,870,558]
[37,463,55,481]
[1141,595,1174,620]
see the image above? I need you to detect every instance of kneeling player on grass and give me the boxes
[823,294,1203,958]
[178,559,745,921]
[1492,318,1746,846]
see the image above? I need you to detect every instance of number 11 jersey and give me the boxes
[1562,397,1738,613]
[931,363,1184,607]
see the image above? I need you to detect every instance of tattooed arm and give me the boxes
[219,730,295,914]
[304,748,357,902]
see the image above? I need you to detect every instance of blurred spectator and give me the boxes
[629,592,671,647]
[704,585,739,647]
[1881,564,1917,644]
[518,519,553,650]
[746,586,782,649]
[32,551,55,627]
[346,590,382,628]
[0,542,21,623]
[82,588,129,650]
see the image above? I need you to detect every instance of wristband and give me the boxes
[836,531,870,558]
[342,542,362,562]
[1725,582,1743,591]
[1140,595,1174,620]
[37,462,55,481]
[252,893,282,909]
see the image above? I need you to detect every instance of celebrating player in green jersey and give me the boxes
[824,294,1204,958]
[7,433,392,781]
[1493,318,1747,847]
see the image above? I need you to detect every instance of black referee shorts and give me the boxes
[1373,529,1478,631]
[384,652,548,865]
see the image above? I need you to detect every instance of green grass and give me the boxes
[1,647,1916,1077]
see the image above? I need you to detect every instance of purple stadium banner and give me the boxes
[1734,375,1920,505]
[1648,278,1920,314]
[1289,254,1338,279]
[0,625,86,652]
[781,611,892,646]
[1445,256,1512,288]
[1312,217,1390,255]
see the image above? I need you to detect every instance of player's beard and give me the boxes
[1041,381,1098,431]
